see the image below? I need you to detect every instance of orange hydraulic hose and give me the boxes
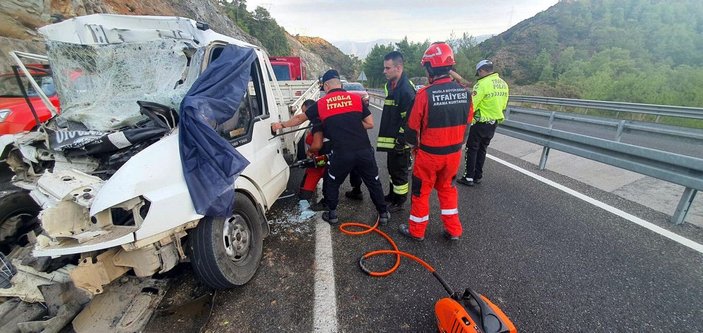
[338,217,437,277]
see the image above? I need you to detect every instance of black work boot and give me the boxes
[322,210,339,224]
[388,195,406,213]
[378,211,390,226]
[398,224,424,241]
[442,230,461,241]
[345,187,363,201]
[457,176,475,186]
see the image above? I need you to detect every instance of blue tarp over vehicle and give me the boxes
[179,44,256,217]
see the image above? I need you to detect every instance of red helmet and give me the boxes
[421,42,455,68]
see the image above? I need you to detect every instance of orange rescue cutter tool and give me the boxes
[434,287,517,333]
[358,248,517,333]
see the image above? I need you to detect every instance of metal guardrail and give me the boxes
[500,97,703,225]
[367,90,385,106]
[367,88,384,96]
[510,95,703,120]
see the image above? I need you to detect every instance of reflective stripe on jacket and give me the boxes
[376,72,415,151]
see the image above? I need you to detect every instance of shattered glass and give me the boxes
[46,39,200,131]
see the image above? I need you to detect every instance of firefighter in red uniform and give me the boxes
[398,42,473,241]
[298,99,329,207]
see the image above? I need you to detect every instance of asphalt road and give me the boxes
[146,101,703,332]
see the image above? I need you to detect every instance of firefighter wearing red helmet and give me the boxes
[398,42,473,241]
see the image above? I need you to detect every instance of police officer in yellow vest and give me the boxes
[458,59,509,186]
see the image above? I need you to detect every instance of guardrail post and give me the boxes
[672,188,697,225]
[539,147,550,170]
[549,112,556,129]
[615,120,626,142]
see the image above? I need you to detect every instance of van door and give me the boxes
[206,46,288,208]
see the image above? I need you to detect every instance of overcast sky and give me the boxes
[245,0,560,42]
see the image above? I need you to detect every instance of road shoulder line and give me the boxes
[488,154,703,254]
[313,217,338,332]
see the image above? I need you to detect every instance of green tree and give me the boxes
[394,37,430,79]
[448,33,482,81]
[362,43,395,88]
[221,2,291,56]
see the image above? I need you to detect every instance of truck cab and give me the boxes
[0,14,317,294]
[269,56,306,81]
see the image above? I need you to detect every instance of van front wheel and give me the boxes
[190,195,263,289]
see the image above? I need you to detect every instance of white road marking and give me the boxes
[369,103,383,111]
[313,217,338,332]
[487,154,703,254]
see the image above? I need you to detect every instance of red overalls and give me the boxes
[405,77,473,238]
[299,131,327,200]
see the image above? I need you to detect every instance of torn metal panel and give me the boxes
[33,225,136,257]
[16,302,82,333]
[40,201,94,238]
[51,154,100,175]
[35,169,103,206]
[157,242,180,273]
[113,239,180,277]
[39,197,141,243]
[72,277,168,333]
[0,260,74,303]
[126,221,196,250]
[15,282,91,333]
[112,245,161,277]
[70,249,129,295]
[0,299,46,333]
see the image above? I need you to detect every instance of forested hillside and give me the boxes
[480,0,703,106]
[362,0,703,107]
[219,1,358,79]
[295,36,360,81]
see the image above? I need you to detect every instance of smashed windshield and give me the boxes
[46,39,198,131]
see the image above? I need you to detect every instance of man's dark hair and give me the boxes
[384,51,404,66]
[424,63,452,77]
[302,99,316,109]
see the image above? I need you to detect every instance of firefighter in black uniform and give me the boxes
[363,51,416,212]
[273,70,390,225]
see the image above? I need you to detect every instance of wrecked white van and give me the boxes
[0,14,317,295]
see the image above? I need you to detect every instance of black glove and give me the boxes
[394,136,409,154]
[395,135,406,146]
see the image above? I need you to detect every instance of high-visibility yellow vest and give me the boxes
[472,73,509,123]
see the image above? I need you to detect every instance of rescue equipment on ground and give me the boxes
[339,218,517,333]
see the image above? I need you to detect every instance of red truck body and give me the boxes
[0,66,60,135]
[269,56,306,81]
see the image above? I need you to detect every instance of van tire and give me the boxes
[190,195,263,289]
[0,190,40,245]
